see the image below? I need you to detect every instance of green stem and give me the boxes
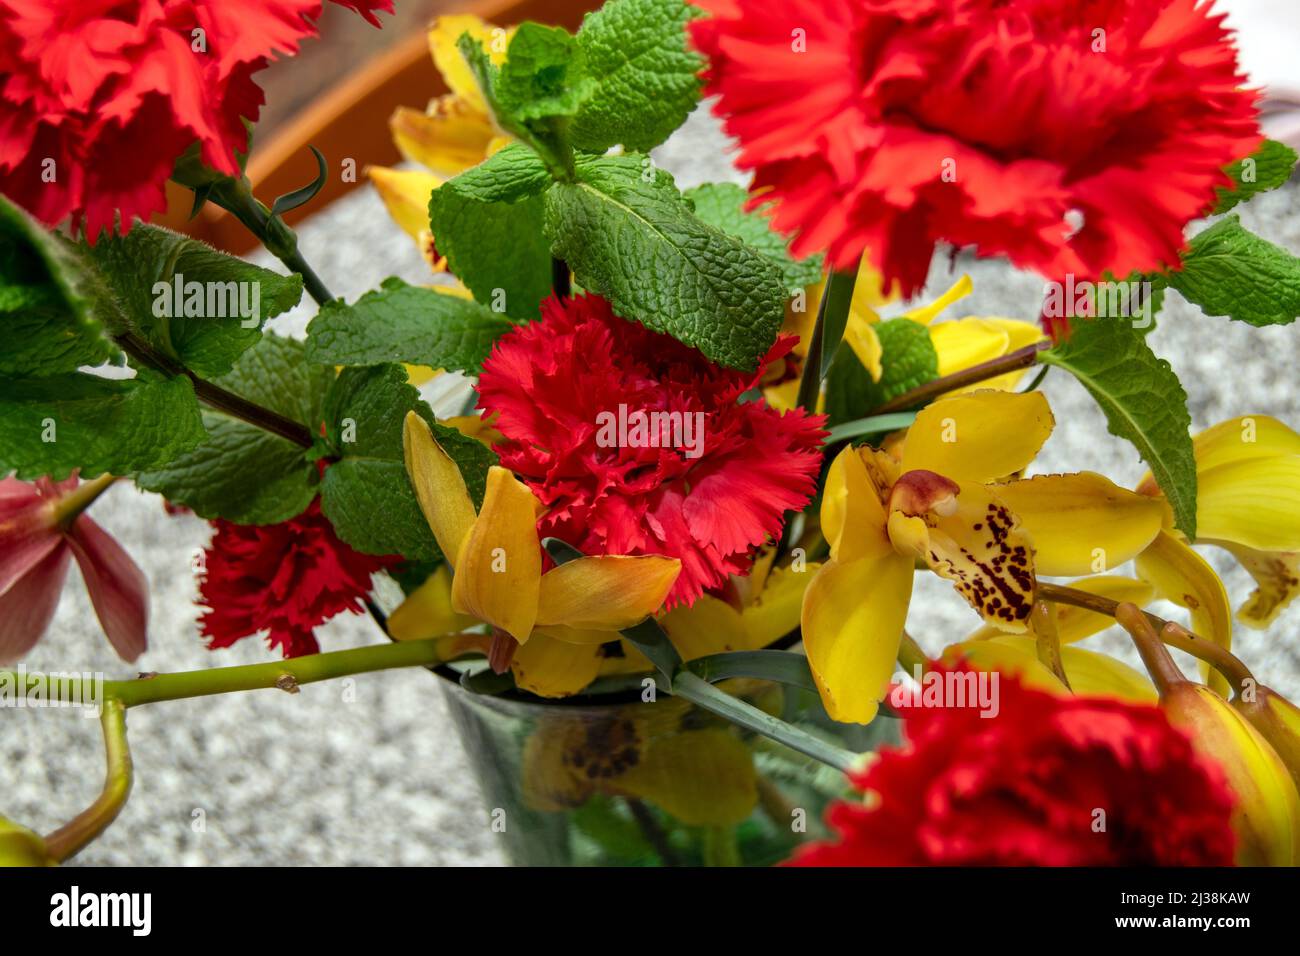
[50,474,119,528]
[670,672,858,774]
[869,341,1051,414]
[796,267,858,412]
[896,630,930,676]
[823,412,918,446]
[701,825,741,867]
[43,699,132,862]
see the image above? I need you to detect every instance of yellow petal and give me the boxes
[428,15,510,115]
[742,563,818,650]
[599,639,654,676]
[619,729,758,827]
[536,555,680,630]
[801,553,914,724]
[929,318,1009,378]
[387,564,478,640]
[1197,455,1300,552]
[982,636,1159,703]
[783,281,821,359]
[901,389,1054,481]
[899,274,972,326]
[510,630,602,697]
[820,446,893,563]
[1193,415,1300,474]
[990,472,1165,576]
[367,166,442,242]
[659,594,746,661]
[403,411,477,563]
[940,639,1065,693]
[450,466,542,642]
[843,313,884,382]
[965,575,1155,645]
[1217,542,1300,630]
[849,257,895,314]
[889,481,1035,631]
[1135,530,1233,698]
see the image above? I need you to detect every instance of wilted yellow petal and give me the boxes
[1198,455,1300,552]
[660,594,746,660]
[820,446,892,563]
[1193,415,1300,474]
[801,553,914,724]
[1136,530,1233,698]
[428,15,510,115]
[536,555,680,630]
[451,466,542,642]
[391,101,497,179]
[929,318,1009,378]
[388,564,478,640]
[990,472,1165,576]
[843,313,884,382]
[367,165,441,241]
[890,482,1035,632]
[902,389,1054,482]
[982,636,1158,703]
[510,630,602,697]
[403,411,477,563]
[743,564,818,650]
[1217,542,1300,629]
[620,729,758,827]
[900,274,972,326]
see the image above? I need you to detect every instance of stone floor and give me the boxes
[3,107,1299,866]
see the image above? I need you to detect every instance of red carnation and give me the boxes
[198,497,392,659]
[0,0,392,239]
[788,669,1237,866]
[691,0,1261,295]
[476,293,826,607]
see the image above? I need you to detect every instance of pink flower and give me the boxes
[0,474,147,662]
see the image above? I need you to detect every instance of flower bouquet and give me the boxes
[3,0,1300,871]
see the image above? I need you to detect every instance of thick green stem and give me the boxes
[43,699,132,862]
[870,341,1051,414]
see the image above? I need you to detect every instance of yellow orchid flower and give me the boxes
[398,412,680,697]
[803,388,1166,723]
[369,15,515,271]
[941,636,1158,704]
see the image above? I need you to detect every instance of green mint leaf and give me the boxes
[1039,318,1196,537]
[684,182,822,291]
[1162,215,1300,327]
[825,318,937,427]
[428,145,554,320]
[570,0,704,152]
[135,334,329,524]
[0,196,118,376]
[496,23,596,121]
[320,363,495,559]
[84,224,303,379]
[306,277,512,373]
[0,370,206,481]
[543,153,786,370]
[1213,140,1298,215]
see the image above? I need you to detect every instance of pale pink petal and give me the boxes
[66,515,148,662]
[0,543,71,664]
[0,478,62,597]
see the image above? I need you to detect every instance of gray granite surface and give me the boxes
[3,107,1299,866]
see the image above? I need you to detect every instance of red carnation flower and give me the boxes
[198,496,392,659]
[788,669,1237,866]
[0,0,393,239]
[691,0,1261,295]
[476,293,826,607]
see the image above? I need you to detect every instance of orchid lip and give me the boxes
[889,469,961,517]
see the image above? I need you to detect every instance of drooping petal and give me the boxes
[801,553,914,724]
[1193,415,1300,474]
[66,516,147,661]
[889,482,1035,631]
[387,564,477,640]
[940,639,1065,693]
[901,390,1054,482]
[0,544,70,664]
[1136,530,1234,698]
[367,165,442,241]
[820,446,893,564]
[742,564,818,650]
[450,466,542,642]
[536,555,680,630]
[990,472,1165,576]
[0,479,61,598]
[1215,542,1300,629]
[427,15,510,116]
[843,313,884,382]
[899,274,972,325]
[659,594,747,660]
[403,411,477,565]
[984,636,1158,703]
[1197,456,1300,552]
[618,729,758,826]
[510,629,602,697]
[390,101,498,179]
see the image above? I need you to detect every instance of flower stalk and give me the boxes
[42,699,132,863]
[870,341,1051,414]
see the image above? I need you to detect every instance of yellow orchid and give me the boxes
[369,15,515,271]
[803,388,1166,723]
[767,259,1045,411]
[397,412,680,697]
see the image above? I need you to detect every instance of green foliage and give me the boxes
[1213,140,1298,215]
[825,319,937,427]
[684,182,822,290]
[1162,215,1300,327]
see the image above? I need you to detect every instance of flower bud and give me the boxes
[1233,683,1300,793]
[0,814,54,867]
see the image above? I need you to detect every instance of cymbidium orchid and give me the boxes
[804,388,1166,723]
[399,411,680,697]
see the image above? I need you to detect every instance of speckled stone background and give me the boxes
[4,100,1299,865]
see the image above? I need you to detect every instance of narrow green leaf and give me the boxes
[1039,319,1196,537]
[1163,215,1300,327]
[1213,140,1298,215]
